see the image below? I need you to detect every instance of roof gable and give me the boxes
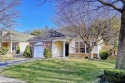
[1,30,35,42]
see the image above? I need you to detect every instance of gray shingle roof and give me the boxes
[28,29,68,41]
[1,30,35,42]
[55,29,77,38]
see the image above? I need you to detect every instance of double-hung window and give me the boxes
[80,42,85,53]
[75,42,89,53]
[12,42,17,51]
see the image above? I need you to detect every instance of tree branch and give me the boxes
[97,0,122,12]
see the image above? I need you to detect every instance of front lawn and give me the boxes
[0,55,14,62]
[1,58,115,83]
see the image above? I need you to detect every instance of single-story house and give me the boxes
[29,29,102,58]
[0,30,34,54]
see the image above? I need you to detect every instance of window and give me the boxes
[12,42,17,51]
[80,42,85,53]
[75,42,86,53]
[86,48,89,53]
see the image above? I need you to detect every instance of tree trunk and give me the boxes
[116,7,125,69]
[115,50,117,56]
[90,50,93,59]
[88,48,93,59]
[111,49,115,57]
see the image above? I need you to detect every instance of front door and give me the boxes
[65,43,69,56]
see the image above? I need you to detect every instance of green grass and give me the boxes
[0,55,14,62]
[1,58,115,83]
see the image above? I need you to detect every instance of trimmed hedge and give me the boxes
[16,46,20,54]
[104,69,125,82]
[44,48,51,58]
[23,45,32,58]
[100,50,111,60]
[0,47,9,55]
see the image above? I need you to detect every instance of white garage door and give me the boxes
[34,45,44,58]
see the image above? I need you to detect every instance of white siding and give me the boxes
[69,40,76,53]
[19,42,29,54]
[69,39,103,54]
[93,46,98,53]
[92,44,102,54]
[98,44,102,52]
[0,43,1,47]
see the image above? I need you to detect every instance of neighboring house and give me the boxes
[0,30,34,54]
[29,29,102,58]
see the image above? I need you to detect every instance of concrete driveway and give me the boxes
[0,58,37,68]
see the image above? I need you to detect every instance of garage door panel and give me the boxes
[34,45,44,58]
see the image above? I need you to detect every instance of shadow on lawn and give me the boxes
[1,59,115,83]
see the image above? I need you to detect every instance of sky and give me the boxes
[15,0,56,32]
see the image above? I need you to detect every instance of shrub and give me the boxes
[16,46,20,54]
[100,50,111,60]
[104,69,125,82]
[0,47,9,55]
[23,45,32,58]
[44,48,51,58]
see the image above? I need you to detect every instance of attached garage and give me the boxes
[34,42,44,58]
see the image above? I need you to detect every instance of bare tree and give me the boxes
[30,29,42,36]
[57,3,119,59]
[24,27,49,36]
[41,0,125,69]
[101,18,120,57]
[0,0,20,30]
[24,30,32,34]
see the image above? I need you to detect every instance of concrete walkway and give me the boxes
[0,75,27,83]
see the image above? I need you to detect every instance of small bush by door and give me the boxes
[100,50,111,60]
[44,48,51,58]
[23,45,32,58]
[0,47,9,55]
[16,46,20,54]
